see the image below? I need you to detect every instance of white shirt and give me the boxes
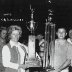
[51,39,72,69]
[67,38,72,66]
[2,40,26,70]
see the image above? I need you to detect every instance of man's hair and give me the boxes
[36,34,43,40]
[7,25,22,39]
[57,28,66,33]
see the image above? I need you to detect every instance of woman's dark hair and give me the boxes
[0,27,7,33]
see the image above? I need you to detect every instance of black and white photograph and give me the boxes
[0,0,72,72]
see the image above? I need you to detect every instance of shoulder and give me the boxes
[39,39,45,45]
[67,38,70,42]
[55,39,58,42]
[55,39,58,44]
[55,39,59,41]
[18,42,28,48]
[18,42,28,52]
[67,38,70,41]
[66,40,71,45]
[2,45,10,52]
[18,42,24,46]
[66,41,72,49]
[3,45,9,48]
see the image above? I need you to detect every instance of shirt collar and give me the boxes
[10,40,20,48]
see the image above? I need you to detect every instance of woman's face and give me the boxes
[1,30,7,39]
[10,30,20,42]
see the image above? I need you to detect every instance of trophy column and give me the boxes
[28,35,36,60]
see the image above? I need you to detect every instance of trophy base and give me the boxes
[25,58,42,67]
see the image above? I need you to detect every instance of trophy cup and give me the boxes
[26,5,36,35]
[25,5,41,68]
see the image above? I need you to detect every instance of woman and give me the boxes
[2,25,28,72]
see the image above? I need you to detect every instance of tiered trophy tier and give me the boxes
[25,35,41,67]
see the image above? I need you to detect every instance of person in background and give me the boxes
[67,29,72,44]
[36,34,45,67]
[67,29,72,72]
[0,27,7,72]
[2,25,28,72]
[50,28,72,72]
[22,34,41,61]
[36,34,44,59]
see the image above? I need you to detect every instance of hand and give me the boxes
[18,64,29,69]
[55,69,61,72]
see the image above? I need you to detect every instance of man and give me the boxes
[36,34,44,59]
[0,27,7,45]
[49,28,72,72]
[67,29,72,72]
[2,25,28,72]
[0,27,7,72]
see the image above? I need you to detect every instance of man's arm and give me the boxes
[56,59,71,72]
[50,59,71,72]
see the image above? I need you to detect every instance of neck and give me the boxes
[57,38,66,43]
[10,40,18,44]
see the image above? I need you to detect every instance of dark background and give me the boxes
[0,0,72,42]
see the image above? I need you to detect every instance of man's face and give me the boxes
[1,30,7,39]
[69,30,72,39]
[10,30,20,42]
[57,28,66,39]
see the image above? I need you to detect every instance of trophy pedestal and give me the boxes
[25,35,42,68]
[25,58,42,72]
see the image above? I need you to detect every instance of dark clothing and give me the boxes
[0,63,5,72]
[7,43,18,63]
[69,66,72,72]
[0,38,6,72]
[0,38,6,64]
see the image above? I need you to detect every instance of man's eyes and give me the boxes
[12,33,19,35]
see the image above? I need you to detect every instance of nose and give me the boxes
[15,34,19,38]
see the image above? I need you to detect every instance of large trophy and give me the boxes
[43,8,55,72]
[25,5,41,68]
